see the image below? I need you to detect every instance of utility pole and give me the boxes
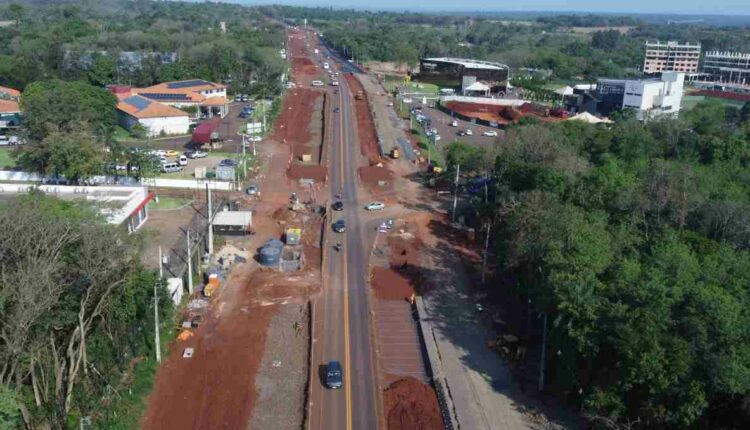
[452,164,460,222]
[481,221,491,284]
[186,230,194,295]
[154,248,162,364]
[158,246,163,279]
[206,184,214,256]
[538,312,548,392]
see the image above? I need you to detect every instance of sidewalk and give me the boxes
[421,228,532,430]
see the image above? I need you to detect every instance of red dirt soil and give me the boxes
[371,266,414,301]
[344,73,384,165]
[272,89,321,154]
[444,101,563,124]
[383,377,444,430]
[287,164,327,182]
[141,273,274,429]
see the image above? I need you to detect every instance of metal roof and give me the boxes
[166,79,212,89]
[423,57,509,71]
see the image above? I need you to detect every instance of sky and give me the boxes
[236,0,750,15]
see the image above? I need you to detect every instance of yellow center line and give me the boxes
[339,84,353,430]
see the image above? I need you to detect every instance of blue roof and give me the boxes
[123,95,151,111]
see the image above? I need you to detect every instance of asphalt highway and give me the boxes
[309,46,379,430]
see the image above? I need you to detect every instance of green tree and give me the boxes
[0,386,21,430]
[15,127,105,182]
[87,54,117,87]
[20,80,117,142]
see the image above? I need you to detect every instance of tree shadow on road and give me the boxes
[397,215,582,429]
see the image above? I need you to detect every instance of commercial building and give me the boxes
[116,94,190,137]
[110,79,230,120]
[594,72,685,120]
[643,41,701,74]
[0,184,153,233]
[702,51,750,86]
[418,57,509,94]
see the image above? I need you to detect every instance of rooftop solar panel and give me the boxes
[123,95,151,111]
[166,80,211,89]
[141,93,191,101]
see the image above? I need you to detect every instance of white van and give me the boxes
[178,155,188,166]
[323,62,330,69]
[161,162,182,173]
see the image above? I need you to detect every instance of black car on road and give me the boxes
[332,201,344,211]
[326,361,343,389]
[332,219,346,233]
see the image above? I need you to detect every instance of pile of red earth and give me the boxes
[344,74,382,164]
[383,377,444,430]
[287,164,327,182]
[371,267,415,301]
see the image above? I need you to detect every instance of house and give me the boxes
[116,94,190,137]
[0,99,21,129]
[0,85,21,102]
[135,79,229,118]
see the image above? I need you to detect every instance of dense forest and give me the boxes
[444,101,750,428]
[267,5,750,81]
[0,0,286,96]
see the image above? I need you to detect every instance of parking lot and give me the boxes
[413,104,504,149]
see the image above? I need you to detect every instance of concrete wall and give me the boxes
[140,115,190,136]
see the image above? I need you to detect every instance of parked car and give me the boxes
[334,107,340,113]
[365,202,385,211]
[219,159,237,167]
[186,150,208,159]
[233,95,242,102]
[161,162,182,173]
[178,155,188,166]
[457,130,466,136]
[239,111,249,119]
[332,201,344,211]
[0,135,9,146]
[450,120,458,127]
[433,134,441,141]
[332,219,346,233]
[241,95,249,102]
[325,361,343,389]
[165,150,180,157]
[483,130,499,137]
[465,129,473,136]
[387,101,394,107]
[249,136,262,142]
[245,184,259,195]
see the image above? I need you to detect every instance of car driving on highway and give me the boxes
[332,219,346,233]
[365,202,385,211]
[325,361,343,389]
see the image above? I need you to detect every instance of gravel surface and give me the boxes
[248,302,310,430]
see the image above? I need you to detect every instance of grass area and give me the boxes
[148,196,193,210]
[682,95,746,111]
[0,148,15,169]
[384,75,440,95]
[113,126,137,141]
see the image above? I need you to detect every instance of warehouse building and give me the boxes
[418,57,509,95]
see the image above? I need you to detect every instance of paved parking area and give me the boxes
[419,105,504,150]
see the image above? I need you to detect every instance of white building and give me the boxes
[622,72,684,120]
[116,94,190,137]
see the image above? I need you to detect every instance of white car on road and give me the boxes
[450,120,458,127]
[465,129,473,136]
[365,202,385,211]
[483,130,499,137]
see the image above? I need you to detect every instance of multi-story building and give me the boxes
[591,72,685,120]
[702,51,750,86]
[643,41,701,74]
